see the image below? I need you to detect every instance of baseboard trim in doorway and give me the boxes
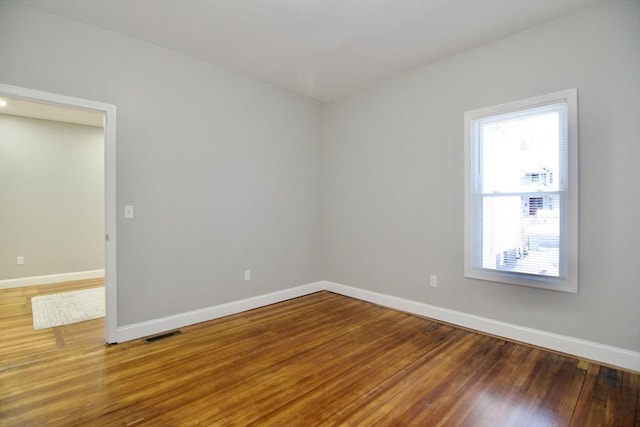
[0,269,105,289]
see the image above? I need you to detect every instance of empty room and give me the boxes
[0,0,638,425]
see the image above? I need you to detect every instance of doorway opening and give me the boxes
[0,84,117,343]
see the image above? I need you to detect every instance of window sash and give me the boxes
[471,191,567,278]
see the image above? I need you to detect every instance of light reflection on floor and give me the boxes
[472,391,557,426]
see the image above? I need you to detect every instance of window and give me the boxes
[464,89,578,292]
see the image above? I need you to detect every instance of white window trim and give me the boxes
[464,89,579,293]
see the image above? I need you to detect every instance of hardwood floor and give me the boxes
[1,281,638,426]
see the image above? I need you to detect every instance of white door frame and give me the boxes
[0,83,118,343]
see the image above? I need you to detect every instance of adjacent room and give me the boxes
[1,0,638,424]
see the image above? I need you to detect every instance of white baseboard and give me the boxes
[321,281,640,372]
[116,281,325,343]
[0,269,105,289]
[112,279,639,372]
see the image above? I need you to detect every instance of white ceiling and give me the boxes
[12,0,599,102]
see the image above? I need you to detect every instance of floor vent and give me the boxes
[143,330,182,344]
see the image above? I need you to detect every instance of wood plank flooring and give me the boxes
[1,280,638,426]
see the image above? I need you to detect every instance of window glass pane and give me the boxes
[481,111,560,194]
[481,195,560,277]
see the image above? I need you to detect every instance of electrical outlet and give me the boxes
[430,275,437,287]
[244,270,251,281]
[17,256,24,265]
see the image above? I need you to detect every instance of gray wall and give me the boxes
[0,1,323,325]
[322,1,640,351]
[0,114,104,279]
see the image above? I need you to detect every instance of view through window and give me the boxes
[480,109,562,276]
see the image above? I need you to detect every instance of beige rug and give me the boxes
[31,287,105,330]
